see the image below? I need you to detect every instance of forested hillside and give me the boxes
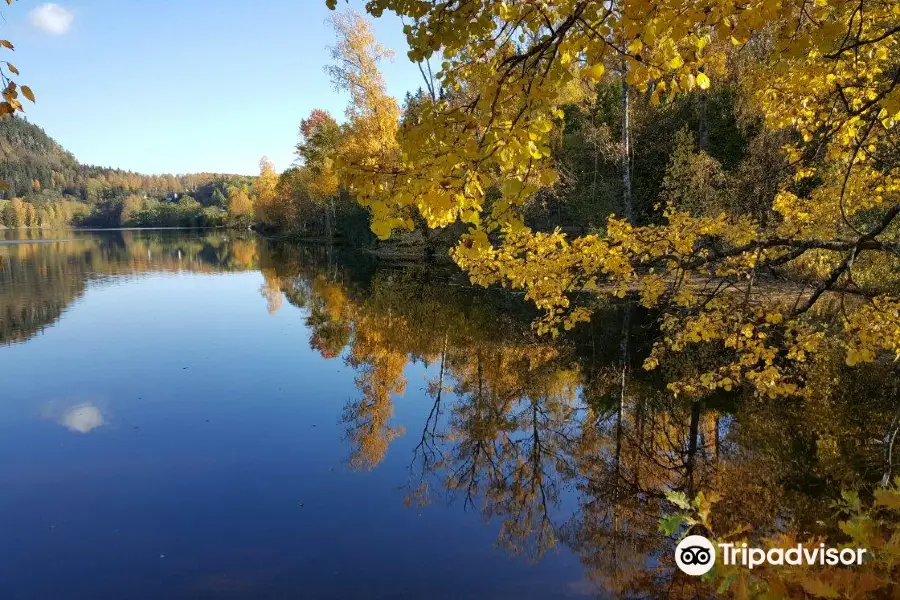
[0,116,254,228]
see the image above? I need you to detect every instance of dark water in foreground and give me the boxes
[0,230,895,599]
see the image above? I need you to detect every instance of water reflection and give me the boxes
[255,239,900,597]
[59,404,105,434]
[0,229,259,345]
[1,230,898,598]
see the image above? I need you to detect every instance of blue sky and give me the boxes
[6,1,424,175]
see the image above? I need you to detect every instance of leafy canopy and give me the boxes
[326,0,900,400]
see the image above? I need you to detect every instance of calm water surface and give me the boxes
[0,230,894,599]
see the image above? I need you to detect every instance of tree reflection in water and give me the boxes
[253,239,900,598]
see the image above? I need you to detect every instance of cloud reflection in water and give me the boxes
[59,404,105,433]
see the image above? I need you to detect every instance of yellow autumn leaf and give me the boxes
[584,63,605,80]
[696,72,710,90]
[874,488,900,510]
[539,169,559,186]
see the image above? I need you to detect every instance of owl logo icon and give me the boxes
[675,535,716,576]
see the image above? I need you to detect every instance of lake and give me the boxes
[1,229,894,599]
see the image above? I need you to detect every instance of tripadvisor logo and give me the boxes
[676,535,716,576]
[675,535,868,576]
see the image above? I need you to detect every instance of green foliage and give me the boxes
[521,83,772,231]
[297,109,341,171]
[660,128,729,217]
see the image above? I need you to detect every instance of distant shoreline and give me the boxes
[0,225,233,232]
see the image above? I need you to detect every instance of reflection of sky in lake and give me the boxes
[0,233,590,600]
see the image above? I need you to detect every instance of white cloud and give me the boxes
[29,4,74,35]
[59,404,105,434]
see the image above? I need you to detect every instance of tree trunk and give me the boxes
[328,197,336,241]
[621,74,633,224]
[614,302,632,490]
[686,400,703,498]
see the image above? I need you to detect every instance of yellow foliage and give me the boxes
[325,0,900,399]
[253,156,280,224]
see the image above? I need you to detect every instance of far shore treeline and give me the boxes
[0,116,255,230]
